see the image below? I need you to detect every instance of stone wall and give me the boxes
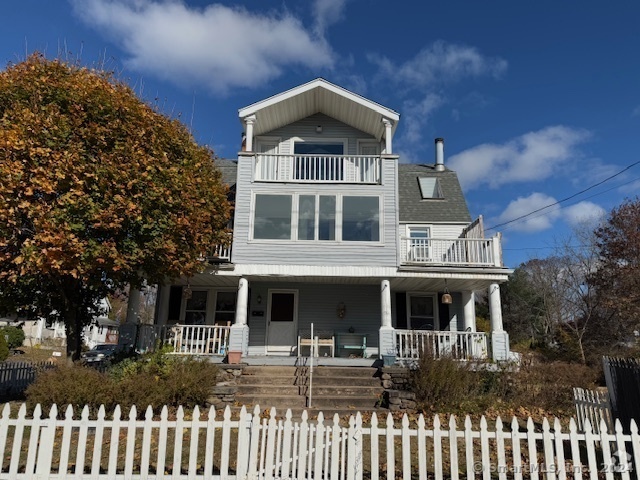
[380,366,417,412]
[207,364,243,408]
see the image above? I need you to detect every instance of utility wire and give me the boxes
[485,159,640,232]
[495,174,640,235]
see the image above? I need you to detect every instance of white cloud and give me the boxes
[312,0,347,35]
[619,178,640,194]
[495,194,606,233]
[447,126,591,190]
[496,193,562,233]
[369,40,507,88]
[402,93,445,144]
[71,0,336,94]
[562,202,606,227]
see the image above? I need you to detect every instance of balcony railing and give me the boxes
[208,244,231,262]
[399,236,502,267]
[135,324,231,356]
[254,154,381,183]
[396,330,489,361]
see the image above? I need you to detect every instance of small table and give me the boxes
[335,333,368,357]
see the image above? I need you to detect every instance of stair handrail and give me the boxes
[308,323,314,408]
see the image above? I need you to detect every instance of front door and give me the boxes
[266,290,298,353]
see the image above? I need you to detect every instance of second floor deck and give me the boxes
[254,153,381,184]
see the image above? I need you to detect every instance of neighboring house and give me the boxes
[152,79,513,361]
[15,298,115,348]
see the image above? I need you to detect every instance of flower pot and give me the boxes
[227,351,242,364]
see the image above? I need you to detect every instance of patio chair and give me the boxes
[297,329,334,357]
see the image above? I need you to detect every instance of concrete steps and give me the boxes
[234,365,385,416]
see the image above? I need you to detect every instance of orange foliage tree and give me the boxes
[0,54,230,359]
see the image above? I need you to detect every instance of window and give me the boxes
[298,195,336,241]
[408,294,436,330]
[418,177,443,199]
[184,290,207,325]
[298,195,316,240]
[342,196,380,241]
[253,194,379,242]
[253,194,292,239]
[319,196,336,240]
[214,291,236,326]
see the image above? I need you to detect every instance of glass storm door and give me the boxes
[266,290,298,352]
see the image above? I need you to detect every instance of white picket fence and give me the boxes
[2,402,640,479]
[573,387,613,434]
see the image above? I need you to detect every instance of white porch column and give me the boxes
[461,291,476,332]
[154,284,170,326]
[488,284,503,332]
[125,287,141,324]
[488,283,509,361]
[229,277,250,356]
[382,118,393,154]
[234,278,249,326]
[379,279,396,359]
[244,115,256,152]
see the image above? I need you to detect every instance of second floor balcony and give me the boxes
[399,235,503,267]
[254,153,381,184]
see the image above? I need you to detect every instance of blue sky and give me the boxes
[2,0,640,267]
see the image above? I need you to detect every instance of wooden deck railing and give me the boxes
[400,236,502,267]
[396,330,489,361]
[254,154,381,183]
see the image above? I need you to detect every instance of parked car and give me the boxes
[80,344,119,364]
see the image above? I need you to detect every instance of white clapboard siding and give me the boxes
[1,402,639,479]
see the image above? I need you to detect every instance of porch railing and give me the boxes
[396,330,489,361]
[399,236,501,267]
[254,154,381,183]
[135,324,231,356]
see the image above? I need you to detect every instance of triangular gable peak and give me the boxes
[238,78,400,151]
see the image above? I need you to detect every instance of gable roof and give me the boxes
[214,158,238,187]
[398,164,471,223]
[238,78,400,141]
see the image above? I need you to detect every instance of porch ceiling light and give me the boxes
[336,302,346,319]
[442,280,453,305]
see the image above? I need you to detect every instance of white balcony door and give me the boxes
[266,290,298,353]
[256,142,278,180]
[408,227,430,262]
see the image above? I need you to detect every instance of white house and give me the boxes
[152,79,513,362]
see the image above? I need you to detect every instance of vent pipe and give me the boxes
[435,138,445,171]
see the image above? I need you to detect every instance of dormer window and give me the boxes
[418,177,443,199]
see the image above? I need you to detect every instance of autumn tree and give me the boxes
[591,197,640,336]
[0,54,230,359]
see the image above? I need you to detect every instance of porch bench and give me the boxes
[297,330,334,357]
[335,333,368,358]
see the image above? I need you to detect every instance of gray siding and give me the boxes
[247,282,380,349]
[232,116,398,267]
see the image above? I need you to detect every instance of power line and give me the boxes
[495,174,640,235]
[485,159,640,232]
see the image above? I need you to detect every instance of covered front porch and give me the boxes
[149,268,510,362]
